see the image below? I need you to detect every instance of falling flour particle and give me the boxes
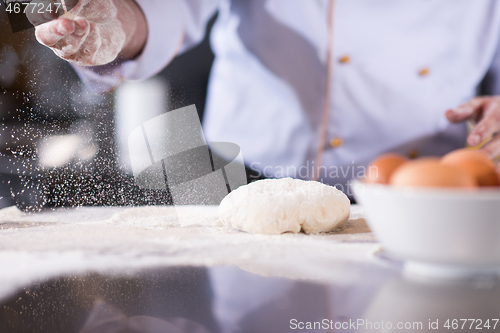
[219,178,350,235]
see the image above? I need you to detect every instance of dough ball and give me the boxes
[218,178,350,234]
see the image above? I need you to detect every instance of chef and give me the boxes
[31,0,500,193]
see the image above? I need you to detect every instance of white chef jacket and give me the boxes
[77,0,500,191]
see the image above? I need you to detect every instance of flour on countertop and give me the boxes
[0,206,27,221]
[0,205,375,301]
[107,205,223,228]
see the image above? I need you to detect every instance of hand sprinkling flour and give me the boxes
[28,0,147,66]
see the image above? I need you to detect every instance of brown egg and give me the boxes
[441,149,500,187]
[390,159,478,188]
[365,153,409,184]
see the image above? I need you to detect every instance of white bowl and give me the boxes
[351,180,500,277]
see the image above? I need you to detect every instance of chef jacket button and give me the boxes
[408,149,420,159]
[418,67,430,77]
[329,137,344,148]
[339,55,351,64]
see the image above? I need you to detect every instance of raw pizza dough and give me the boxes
[219,178,350,234]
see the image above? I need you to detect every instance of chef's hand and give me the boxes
[28,0,147,66]
[446,96,500,170]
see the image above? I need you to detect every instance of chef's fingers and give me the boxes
[55,18,90,57]
[445,97,490,123]
[482,135,500,174]
[480,132,500,161]
[67,22,102,65]
[35,18,76,47]
[468,100,500,147]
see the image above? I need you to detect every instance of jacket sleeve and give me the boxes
[73,0,220,93]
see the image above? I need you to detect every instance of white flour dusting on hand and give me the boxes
[31,0,133,66]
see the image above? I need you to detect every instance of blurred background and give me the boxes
[0,7,218,210]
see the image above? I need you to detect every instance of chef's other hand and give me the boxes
[446,96,500,168]
[29,0,147,66]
